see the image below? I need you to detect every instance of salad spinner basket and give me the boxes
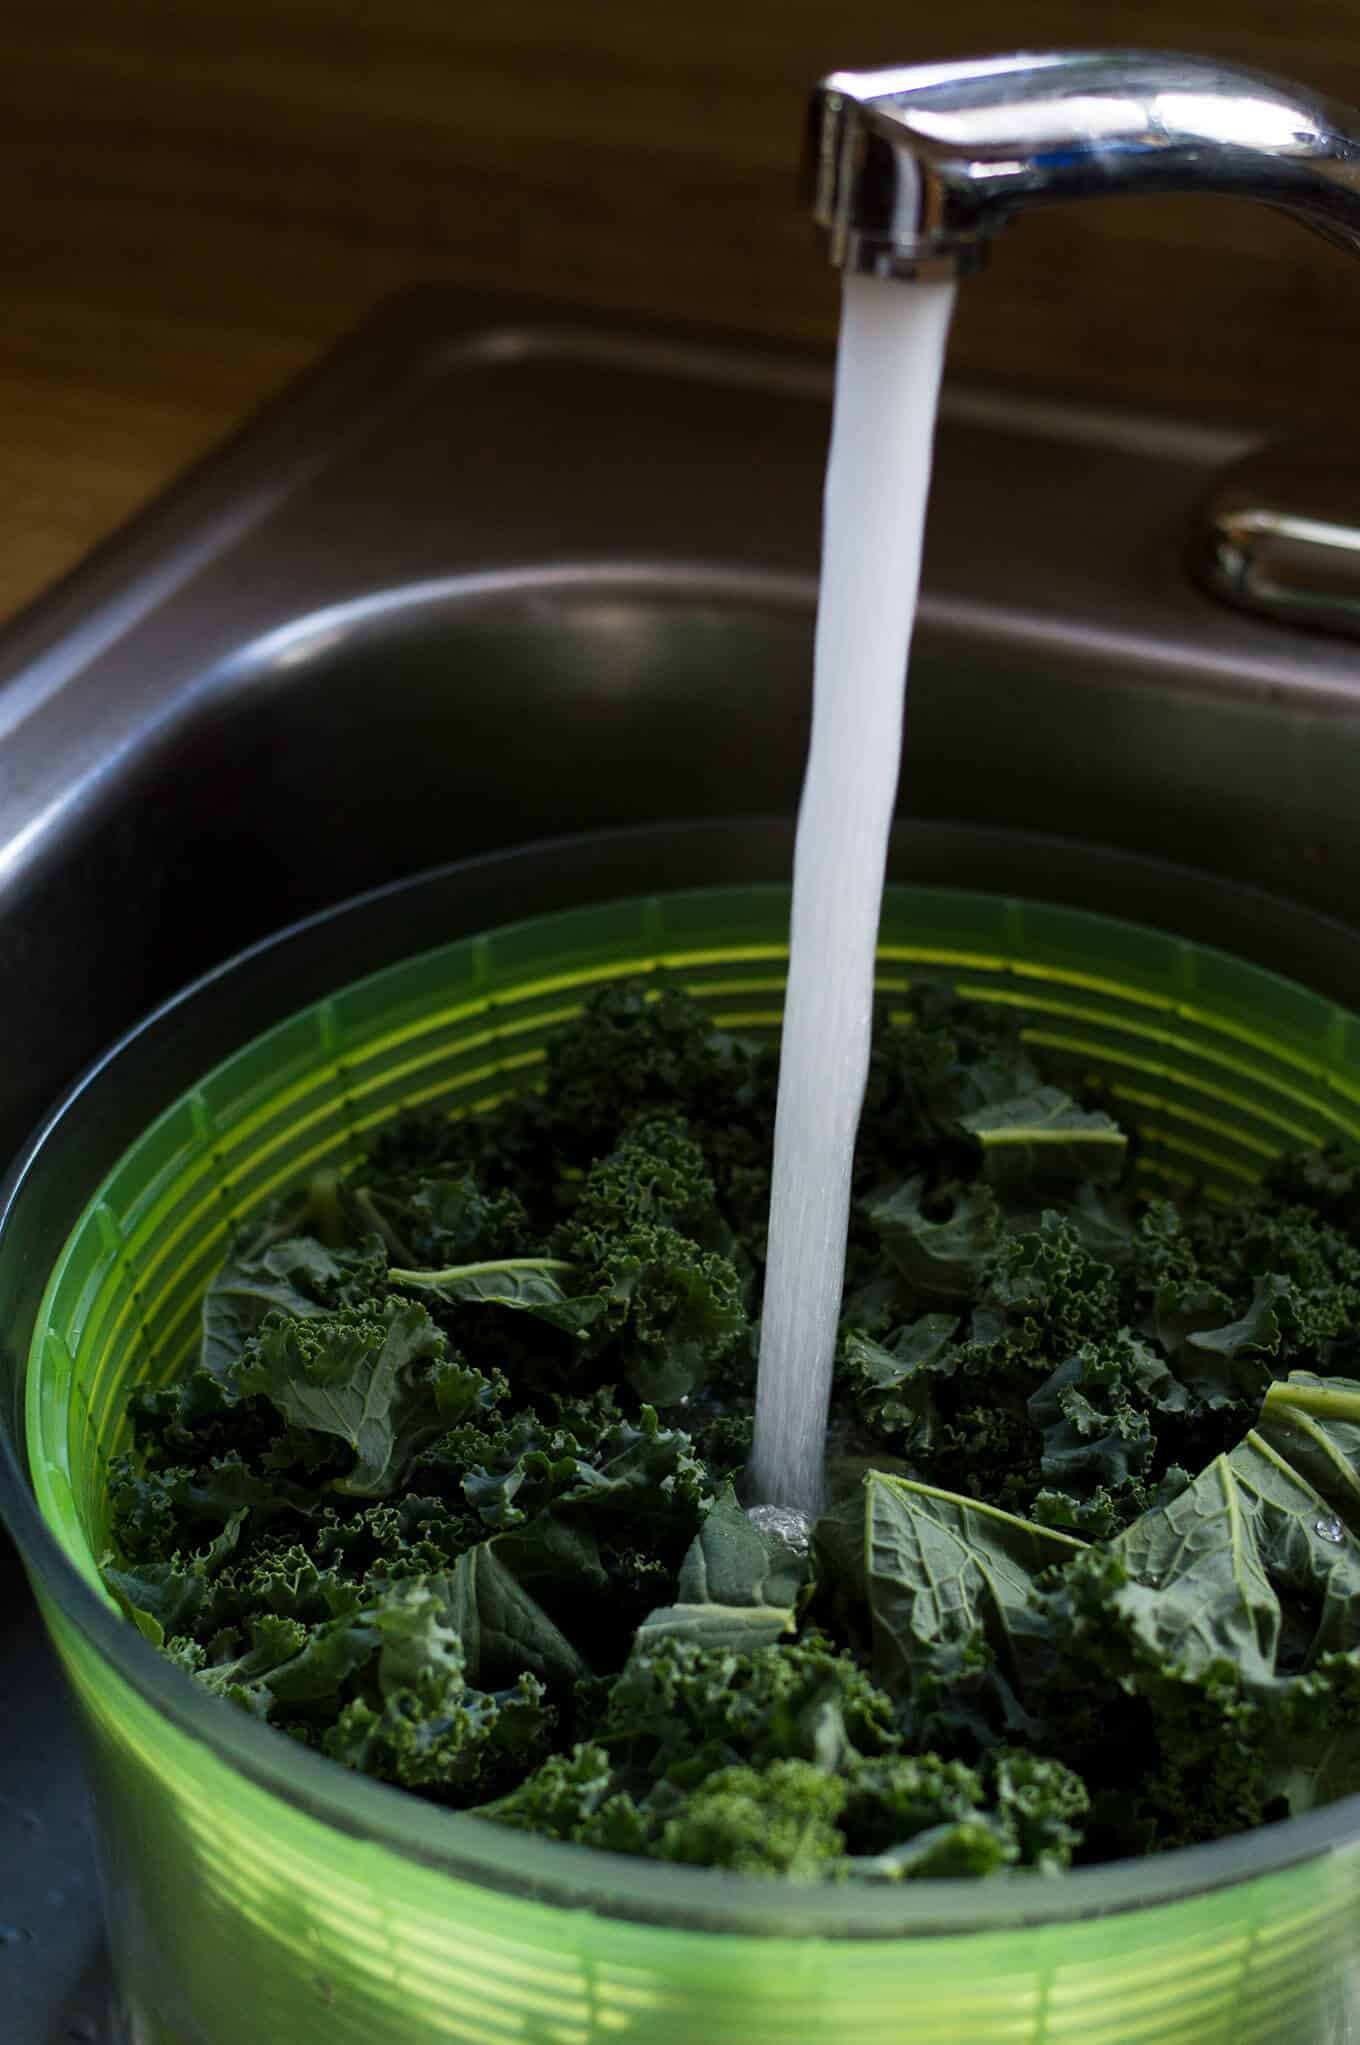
[4,823,1360,2045]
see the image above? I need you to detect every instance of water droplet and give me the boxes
[0,1927,33,1946]
[746,1504,813,1557]
[1316,1516,1346,1544]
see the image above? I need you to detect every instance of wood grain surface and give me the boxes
[5,1,1360,624]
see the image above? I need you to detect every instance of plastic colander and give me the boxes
[5,821,1360,2045]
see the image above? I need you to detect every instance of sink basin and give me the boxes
[5,285,1360,2041]
[6,285,1360,1182]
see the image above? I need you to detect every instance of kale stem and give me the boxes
[389,1256,577,1287]
[305,1169,347,1248]
[351,1186,414,1265]
[1264,1379,1360,1425]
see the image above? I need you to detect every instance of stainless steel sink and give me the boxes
[4,284,1360,2041]
[6,284,1360,1180]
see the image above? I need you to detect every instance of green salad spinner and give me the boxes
[4,823,1360,2045]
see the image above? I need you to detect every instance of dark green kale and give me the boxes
[478,1620,1085,1880]
[103,977,1360,1879]
[549,1117,749,1406]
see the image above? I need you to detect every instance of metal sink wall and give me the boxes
[3,286,1360,1169]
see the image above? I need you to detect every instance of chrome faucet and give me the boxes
[807,51,1360,282]
[807,52,1360,639]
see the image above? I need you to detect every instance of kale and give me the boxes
[478,1629,1084,1880]
[657,1760,851,1877]
[103,976,1360,1880]
[236,1298,450,1496]
[551,1117,750,1404]
[634,1481,807,1653]
[814,1469,1085,1746]
[471,1742,651,1853]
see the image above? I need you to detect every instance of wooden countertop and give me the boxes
[7,0,1359,631]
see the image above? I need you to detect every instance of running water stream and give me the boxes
[748,272,957,1516]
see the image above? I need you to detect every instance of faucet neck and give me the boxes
[808,52,1360,280]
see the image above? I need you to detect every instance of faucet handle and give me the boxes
[1191,438,1360,642]
[808,52,1360,280]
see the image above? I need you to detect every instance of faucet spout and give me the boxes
[808,52,1360,281]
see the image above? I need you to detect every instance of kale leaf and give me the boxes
[236,1298,448,1495]
[959,1087,1127,1192]
[816,1469,1084,1744]
[201,1222,386,1381]
[103,976,1360,1880]
[634,1482,807,1652]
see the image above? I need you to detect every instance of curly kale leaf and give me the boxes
[1030,1375,1360,1850]
[540,984,752,1152]
[345,1167,529,1271]
[1025,1334,1177,1535]
[235,1297,450,1496]
[1098,1374,1360,1685]
[579,1226,748,1406]
[196,1535,365,1634]
[981,1214,1123,1354]
[817,1470,1084,1743]
[189,1607,376,1719]
[407,1391,707,1675]
[866,1177,1004,1305]
[567,1117,727,1243]
[527,985,781,1249]
[554,1120,749,1405]
[394,1122,750,1407]
[1137,1191,1360,1409]
[634,1483,807,1653]
[476,1644,1088,1879]
[839,1742,1083,1880]
[841,1317,959,1455]
[839,1749,989,1866]
[479,1737,1086,1881]
[108,1451,311,1563]
[104,1509,248,1646]
[1262,1146,1360,1235]
[856,987,1041,1172]
[1150,1272,1292,1414]
[984,1748,1089,1871]
[440,1392,707,1540]
[440,1542,590,1689]
[959,1087,1127,1193]
[200,1224,387,1382]
[600,1630,902,1787]
[846,1214,1161,1529]
[388,1255,603,1334]
[656,1759,850,1878]
[1033,1546,1360,1852]
[472,1742,649,1853]
[321,1580,552,1796]
[479,1634,889,1876]
[164,1571,553,1798]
